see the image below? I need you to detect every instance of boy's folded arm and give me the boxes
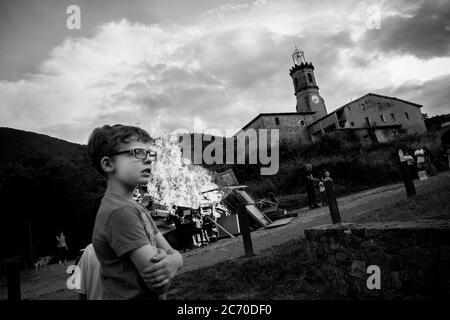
[154,233,183,271]
[129,244,167,292]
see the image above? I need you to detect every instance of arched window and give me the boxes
[307,73,313,83]
[300,120,306,126]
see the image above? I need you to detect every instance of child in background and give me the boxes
[319,178,326,206]
[324,170,333,182]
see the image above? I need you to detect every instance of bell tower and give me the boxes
[289,47,327,119]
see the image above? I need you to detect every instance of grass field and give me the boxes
[168,238,339,300]
[351,184,450,223]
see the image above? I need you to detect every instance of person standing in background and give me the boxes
[56,230,69,267]
[423,146,437,176]
[414,147,428,180]
[303,163,319,209]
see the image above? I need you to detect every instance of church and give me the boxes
[235,47,427,145]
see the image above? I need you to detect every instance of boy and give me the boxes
[87,124,183,300]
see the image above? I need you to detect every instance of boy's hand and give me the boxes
[142,252,182,289]
[151,248,167,263]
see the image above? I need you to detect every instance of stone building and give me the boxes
[235,47,427,145]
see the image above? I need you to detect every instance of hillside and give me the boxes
[0,127,106,264]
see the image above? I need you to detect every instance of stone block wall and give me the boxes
[304,220,450,299]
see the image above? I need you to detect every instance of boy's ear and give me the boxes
[100,156,115,174]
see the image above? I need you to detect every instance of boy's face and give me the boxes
[325,171,330,177]
[108,139,154,188]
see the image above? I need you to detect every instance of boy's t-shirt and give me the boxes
[92,193,160,300]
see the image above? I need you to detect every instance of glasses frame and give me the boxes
[107,148,157,161]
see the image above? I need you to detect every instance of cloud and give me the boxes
[380,74,450,116]
[361,0,450,59]
[0,0,449,144]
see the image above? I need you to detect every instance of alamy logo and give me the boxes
[366,265,381,290]
[66,5,81,30]
[66,265,81,290]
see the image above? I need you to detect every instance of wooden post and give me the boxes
[398,150,416,197]
[6,256,21,300]
[324,180,342,224]
[237,205,255,257]
[401,162,416,197]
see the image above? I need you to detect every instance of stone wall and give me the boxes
[304,220,450,299]
[237,113,314,145]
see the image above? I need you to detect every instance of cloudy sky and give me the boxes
[1,0,449,144]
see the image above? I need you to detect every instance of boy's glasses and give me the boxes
[108,148,157,161]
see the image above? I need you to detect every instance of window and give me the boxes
[405,112,409,120]
[307,73,313,83]
[365,117,370,127]
[390,113,396,121]
[351,122,355,126]
[294,78,298,88]
[361,103,366,111]
[346,106,351,111]
[300,119,306,126]
[275,117,280,125]
[380,115,386,122]
[377,102,382,111]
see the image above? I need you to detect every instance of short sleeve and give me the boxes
[106,206,151,257]
[148,214,161,236]
[137,202,161,236]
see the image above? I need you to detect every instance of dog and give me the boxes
[34,255,53,270]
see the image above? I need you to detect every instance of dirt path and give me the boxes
[179,171,450,274]
[1,170,449,300]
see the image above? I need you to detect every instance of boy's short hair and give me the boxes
[87,124,153,176]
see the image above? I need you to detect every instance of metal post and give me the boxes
[237,205,255,257]
[324,180,342,224]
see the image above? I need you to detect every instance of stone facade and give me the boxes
[304,220,450,299]
[235,112,315,145]
[309,93,427,141]
[327,125,402,145]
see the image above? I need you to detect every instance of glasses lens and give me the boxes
[134,149,157,160]
[149,151,157,161]
[134,148,147,159]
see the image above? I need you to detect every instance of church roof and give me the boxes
[307,93,423,127]
[238,111,315,133]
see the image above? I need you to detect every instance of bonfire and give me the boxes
[145,135,223,210]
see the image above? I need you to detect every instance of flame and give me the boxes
[146,135,223,209]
